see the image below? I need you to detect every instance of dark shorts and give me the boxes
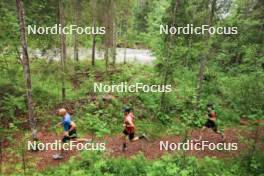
[62,129,77,143]
[123,129,135,140]
[204,119,217,132]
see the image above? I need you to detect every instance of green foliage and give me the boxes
[156,111,171,125]
[2,94,26,118]
[80,113,111,138]
[219,72,264,118]
[36,151,264,176]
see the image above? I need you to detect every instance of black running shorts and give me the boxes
[123,129,135,140]
[62,129,77,143]
[204,119,218,132]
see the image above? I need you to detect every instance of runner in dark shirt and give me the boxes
[197,104,225,141]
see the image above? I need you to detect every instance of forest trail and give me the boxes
[3,126,263,171]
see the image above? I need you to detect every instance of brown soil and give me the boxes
[106,127,263,159]
[2,127,264,174]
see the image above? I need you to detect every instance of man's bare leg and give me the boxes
[72,138,92,143]
[122,135,128,151]
[122,134,148,151]
[215,130,225,141]
[131,136,139,142]
[131,133,148,142]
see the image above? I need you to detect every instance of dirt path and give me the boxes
[105,127,262,159]
[2,127,264,173]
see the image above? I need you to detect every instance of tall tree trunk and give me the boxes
[21,143,27,175]
[123,44,127,64]
[123,22,128,64]
[73,0,80,61]
[59,0,66,101]
[16,0,37,140]
[247,125,260,171]
[159,0,177,112]
[111,1,116,65]
[91,0,97,66]
[195,0,216,110]
[104,0,113,70]
[112,21,117,65]
[104,47,109,71]
[91,26,96,66]
[160,69,169,112]
[0,139,2,175]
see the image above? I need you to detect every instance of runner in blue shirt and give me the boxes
[56,108,77,143]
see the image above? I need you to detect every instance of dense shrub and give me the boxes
[36,151,264,176]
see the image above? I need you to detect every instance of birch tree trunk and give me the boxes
[123,43,127,64]
[73,0,80,61]
[59,0,66,100]
[16,0,37,140]
[112,20,117,65]
[112,1,116,65]
[104,0,113,71]
[104,47,109,71]
[91,0,97,66]
[0,139,2,174]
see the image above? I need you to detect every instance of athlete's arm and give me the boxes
[209,117,216,121]
[56,122,62,127]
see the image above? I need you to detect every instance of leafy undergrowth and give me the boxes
[39,151,264,176]
[2,125,264,175]
[1,60,264,176]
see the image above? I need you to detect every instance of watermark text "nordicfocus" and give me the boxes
[160,140,238,151]
[94,82,172,93]
[28,140,106,151]
[160,24,238,35]
[27,24,105,35]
